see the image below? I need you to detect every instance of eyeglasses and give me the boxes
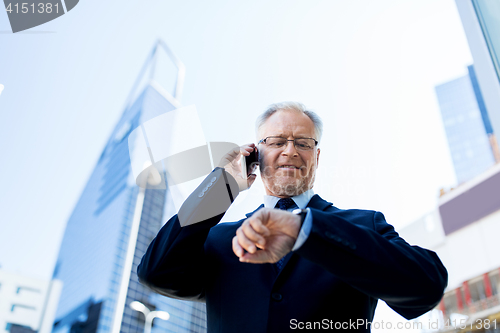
[258,136,318,151]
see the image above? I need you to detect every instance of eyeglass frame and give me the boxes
[258,136,319,151]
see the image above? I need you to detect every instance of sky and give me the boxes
[0,0,472,325]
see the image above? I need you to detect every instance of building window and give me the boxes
[11,304,36,312]
[490,271,500,296]
[469,278,486,303]
[16,286,41,294]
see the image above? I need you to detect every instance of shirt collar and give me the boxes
[263,189,315,210]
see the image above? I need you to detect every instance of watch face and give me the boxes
[292,208,306,215]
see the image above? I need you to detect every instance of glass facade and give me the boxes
[52,85,207,333]
[455,0,500,158]
[436,67,496,184]
[472,0,500,83]
[468,65,494,135]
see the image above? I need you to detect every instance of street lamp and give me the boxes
[130,301,170,333]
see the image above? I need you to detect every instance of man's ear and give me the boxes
[316,148,320,167]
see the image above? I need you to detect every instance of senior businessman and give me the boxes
[138,102,448,332]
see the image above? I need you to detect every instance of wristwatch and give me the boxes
[292,208,308,226]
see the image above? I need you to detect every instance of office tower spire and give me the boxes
[52,41,206,333]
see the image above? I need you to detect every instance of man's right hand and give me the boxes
[232,207,302,264]
[218,143,258,191]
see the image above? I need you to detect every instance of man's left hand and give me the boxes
[232,208,302,264]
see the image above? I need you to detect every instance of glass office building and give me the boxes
[436,65,496,184]
[52,81,207,332]
[455,0,500,148]
[471,0,500,82]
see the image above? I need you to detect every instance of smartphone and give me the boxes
[241,148,259,179]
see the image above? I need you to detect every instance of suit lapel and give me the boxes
[307,194,334,211]
[246,204,264,218]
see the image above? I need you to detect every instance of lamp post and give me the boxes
[130,301,170,333]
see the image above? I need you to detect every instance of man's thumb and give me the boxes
[247,174,257,188]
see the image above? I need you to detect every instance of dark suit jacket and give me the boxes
[138,170,448,332]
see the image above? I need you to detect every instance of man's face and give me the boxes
[257,109,320,198]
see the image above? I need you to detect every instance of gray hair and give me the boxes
[255,102,323,144]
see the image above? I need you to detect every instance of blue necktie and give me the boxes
[275,198,297,271]
[276,198,296,211]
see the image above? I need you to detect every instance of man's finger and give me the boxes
[240,148,251,156]
[240,144,255,156]
[232,236,244,258]
[236,227,257,254]
[227,148,241,160]
[248,208,272,229]
[248,218,270,237]
[241,220,266,246]
[247,174,257,187]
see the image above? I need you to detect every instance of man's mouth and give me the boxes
[278,165,301,169]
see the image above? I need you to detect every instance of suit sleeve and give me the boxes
[137,168,239,301]
[295,209,448,319]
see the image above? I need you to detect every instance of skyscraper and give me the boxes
[455,0,500,143]
[52,41,207,333]
[435,65,497,184]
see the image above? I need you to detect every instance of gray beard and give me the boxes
[267,176,314,197]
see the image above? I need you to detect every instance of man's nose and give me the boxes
[281,140,299,156]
